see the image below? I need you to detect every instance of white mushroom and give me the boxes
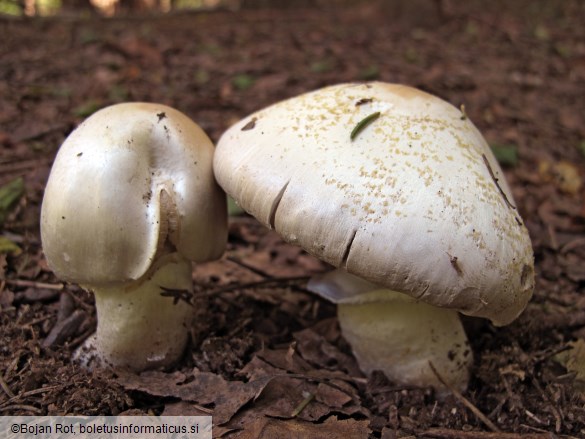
[41,103,227,371]
[213,82,534,391]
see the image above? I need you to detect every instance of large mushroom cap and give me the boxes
[214,82,534,326]
[41,102,227,285]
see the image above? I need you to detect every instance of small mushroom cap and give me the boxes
[41,103,227,285]
[214,82,534,326]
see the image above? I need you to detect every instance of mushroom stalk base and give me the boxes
[77,253,194,371]
[337,295,472,392]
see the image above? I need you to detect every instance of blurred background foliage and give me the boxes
[0,0,571,21]
[1,0,331,17]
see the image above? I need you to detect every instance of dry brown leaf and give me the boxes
[116,35,163,65]
[162,401,214,417]
[293,325,362,377]
[537,198,585,234]
[235,352,367,424]
[252,376,329,421]
[228,217,267,245]
[314,382,353,408]
[243,231,326,278]
[229,416,370,439]
[193,257,263,287]
[538,160,583,195]
[238,355,284,382]
[561,252,585,282]
[555,339,585,396]
[255,346,313,375]
[116,369,272,424]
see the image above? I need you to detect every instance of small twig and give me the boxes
[0,386,62,409]
[226,256,272,278]
[524,409,546,425]
[429,361,501,433]
[546,223,559,251]
[191,403,213,414]
[21,315,53,328]
[65,289,95,312]
[0,374,15,399]
[159,286,194,306]
[42,309,86,348]
[1,232,39,245]
[4,279,64,290]
[533,344,573,365]
[481,154,517,211]
[560,237,585,254]
[3,351,23,381]
[518,423,557,435]
[531,379,563,433]
[419,427,553,439]
[459,104,468,120]
[0,404,42,414]
[68,327,95,350]
[291,391,315,417]
[497,372,522,418]
[227,317,253,338]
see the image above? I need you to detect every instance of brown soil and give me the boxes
[1,1,585,437]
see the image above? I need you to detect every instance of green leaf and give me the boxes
[359,65,380,81]
[403,47,420,64]
[351,112,381,141]
[108,85,130,102]
[464,21,479,36]
[554,43,572,59]
[0,2,22,16]
[79,29,100,45]
[310,59,334,73]
[194,68,210,86]
[232,74,255,91]
[0,236,21,255]
[200,42,222,56]
[0,177,24,226]
[578,140,585,157]
[73,100,102,118]
[227,196,245,216]
[490,143,518,167]
[533,24,550,41]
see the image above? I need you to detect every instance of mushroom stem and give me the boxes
[81,253,194,371]
[337,296,472,392]
[308,269,472,392]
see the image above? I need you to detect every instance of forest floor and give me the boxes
[1,1,585,437]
